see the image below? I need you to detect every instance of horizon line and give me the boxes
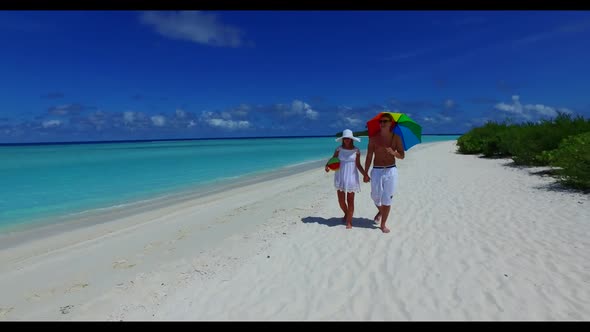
[0,133,463,147]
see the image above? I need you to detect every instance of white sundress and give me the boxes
[334,147,361,193]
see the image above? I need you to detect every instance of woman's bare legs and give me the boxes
[346,192,355,229]
[337,190,348,223]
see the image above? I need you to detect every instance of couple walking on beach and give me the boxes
[325,113,404,233]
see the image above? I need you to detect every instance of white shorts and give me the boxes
[370,166,398,206]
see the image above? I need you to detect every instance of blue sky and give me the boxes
[1,10,589,143]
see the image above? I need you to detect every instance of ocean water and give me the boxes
[0,135,459,231]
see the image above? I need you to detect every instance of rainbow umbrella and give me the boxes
[366,112,422,151]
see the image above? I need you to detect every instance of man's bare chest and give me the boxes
[374,136,396,149]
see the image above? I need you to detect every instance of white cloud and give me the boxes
[284,100,319,120]
[462,117,490,128]
[42,119,61,128]
[332,107,364,130]
[151,115,166,127]
[175,109,186,118]
[495,95,573,119]
[206,118,250,129]
[188,120,197,128]
[344,117,362,127]
[444,99,455,109]
[123,111,135,124]
[202,111,215,118]
[495,103,515,112]
[87,111,107,130]
[422,115,452,124]
[140,11,245,48]
[233,104,250,117]
[524,104,557,117]
[220,111,232,120]
[135,112,147,121]
[291,100,306,113]
[495,95,524,115]
[233,110,248,117]
[305,108,319,120]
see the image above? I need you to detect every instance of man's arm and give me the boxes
[393,135,405,160]
[364,137,374,171]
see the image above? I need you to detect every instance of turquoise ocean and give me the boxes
[0,135,459,232]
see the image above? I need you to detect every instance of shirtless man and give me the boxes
[363,113,405,233]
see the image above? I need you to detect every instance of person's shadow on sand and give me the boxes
[301,216,379,229]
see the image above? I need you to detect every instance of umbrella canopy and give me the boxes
[366,112,422,151]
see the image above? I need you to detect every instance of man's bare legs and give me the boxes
[374,207,381,223]
[378,205,391,233]
[346,192,355,229]
[337,191,348,223]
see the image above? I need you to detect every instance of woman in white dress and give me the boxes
[324,129,369,229]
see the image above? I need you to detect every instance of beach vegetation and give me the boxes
[540,132,590,190]
[457,113,590,191]
[336,130,369,137]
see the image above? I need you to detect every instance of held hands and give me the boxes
[363,174,370,183]
[325,165,330,173]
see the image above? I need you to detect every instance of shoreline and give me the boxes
[0,145,356,320]
[1,136,452,236]
[2,140,587,321]
[0,157,330,249]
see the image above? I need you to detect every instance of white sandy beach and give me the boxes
[0,140,589,321]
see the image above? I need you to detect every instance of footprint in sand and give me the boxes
[26,294,42,302]
[176,229,190,240]
[65,282,89,293]
[144,241,163,250]
[0,307,14,318]
[112,259,136,269]
[60,305,74,315]
[25,288,57,302]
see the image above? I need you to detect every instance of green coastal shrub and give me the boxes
[457,121,510,155]
[510,114,590,165]
[484,125,519,157]
[457,114,590,164]
[545,132,590,190]
[457,113,590,191]
[509,122,552,165]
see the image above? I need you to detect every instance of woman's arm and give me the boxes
[324,147,340,172]
[355,149,368,177]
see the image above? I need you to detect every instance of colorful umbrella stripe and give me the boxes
[366,112,422,151]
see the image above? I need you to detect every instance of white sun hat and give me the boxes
[335,129,361,142]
